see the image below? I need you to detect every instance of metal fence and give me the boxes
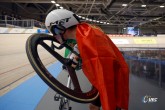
[122,48,165,88]
[0,15,45,28]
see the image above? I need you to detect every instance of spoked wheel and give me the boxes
[26,33,99,103]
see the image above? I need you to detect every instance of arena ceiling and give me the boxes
[0,0,165,28]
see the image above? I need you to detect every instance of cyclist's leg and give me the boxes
[89,96,101,110]
[89,104,100,110]
[89,95,122,110]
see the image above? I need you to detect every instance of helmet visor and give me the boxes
[50,25,65,35]
[50,25,66,44]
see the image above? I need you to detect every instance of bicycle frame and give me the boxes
[26,33,99,105]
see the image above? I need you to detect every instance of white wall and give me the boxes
[108,36,165,48]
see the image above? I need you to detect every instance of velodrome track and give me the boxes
[0,34,65,96]
[1,34,165,110]
[0,34,91,110]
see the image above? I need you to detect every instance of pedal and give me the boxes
[62,65,67,70]
[54,93,61,101]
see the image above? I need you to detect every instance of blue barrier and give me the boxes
[37,29,49,33]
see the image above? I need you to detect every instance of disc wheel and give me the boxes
[26,33,99,103]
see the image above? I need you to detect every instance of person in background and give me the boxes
[45,9,129,110]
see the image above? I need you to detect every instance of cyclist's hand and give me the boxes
[71,56,79,68]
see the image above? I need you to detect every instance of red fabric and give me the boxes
[76,23,129,110]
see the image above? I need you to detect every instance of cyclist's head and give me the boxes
[45,9,80,43]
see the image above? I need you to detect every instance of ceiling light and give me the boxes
[59,6,63,9]
[89,19,92,21]
[123,28,126,30]
[107,22,110,24]
[55,4,60,6]
[122,4,127,7]
[100,21,103,23]
[153,17,161,20]
[86,18,89,20]
[82,17,85,19]
[97,21,100,23]
[141,5,146,7]
[51,1,56,3]
[160,5,164,8]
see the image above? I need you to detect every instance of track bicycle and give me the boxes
[26,33,99,107]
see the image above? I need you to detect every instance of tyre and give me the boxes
[26,33,99,103]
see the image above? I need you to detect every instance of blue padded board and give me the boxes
[0,62,62,110]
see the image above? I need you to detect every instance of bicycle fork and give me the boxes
[54,75,72,110]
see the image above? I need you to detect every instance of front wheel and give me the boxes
[26,33,99,103]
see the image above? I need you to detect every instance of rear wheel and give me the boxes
[26,33,99,103]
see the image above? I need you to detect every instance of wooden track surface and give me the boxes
[0,34,65,96]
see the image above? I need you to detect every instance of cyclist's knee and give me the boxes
[89,103,100,110]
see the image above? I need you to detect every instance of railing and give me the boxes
[0,15,45,29]
[122,48,165,89]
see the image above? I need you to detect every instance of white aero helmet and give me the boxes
[45,9,80,36]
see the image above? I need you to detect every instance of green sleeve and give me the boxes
[64,39,77,58]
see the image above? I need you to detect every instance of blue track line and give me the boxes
[0,62,62,110]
